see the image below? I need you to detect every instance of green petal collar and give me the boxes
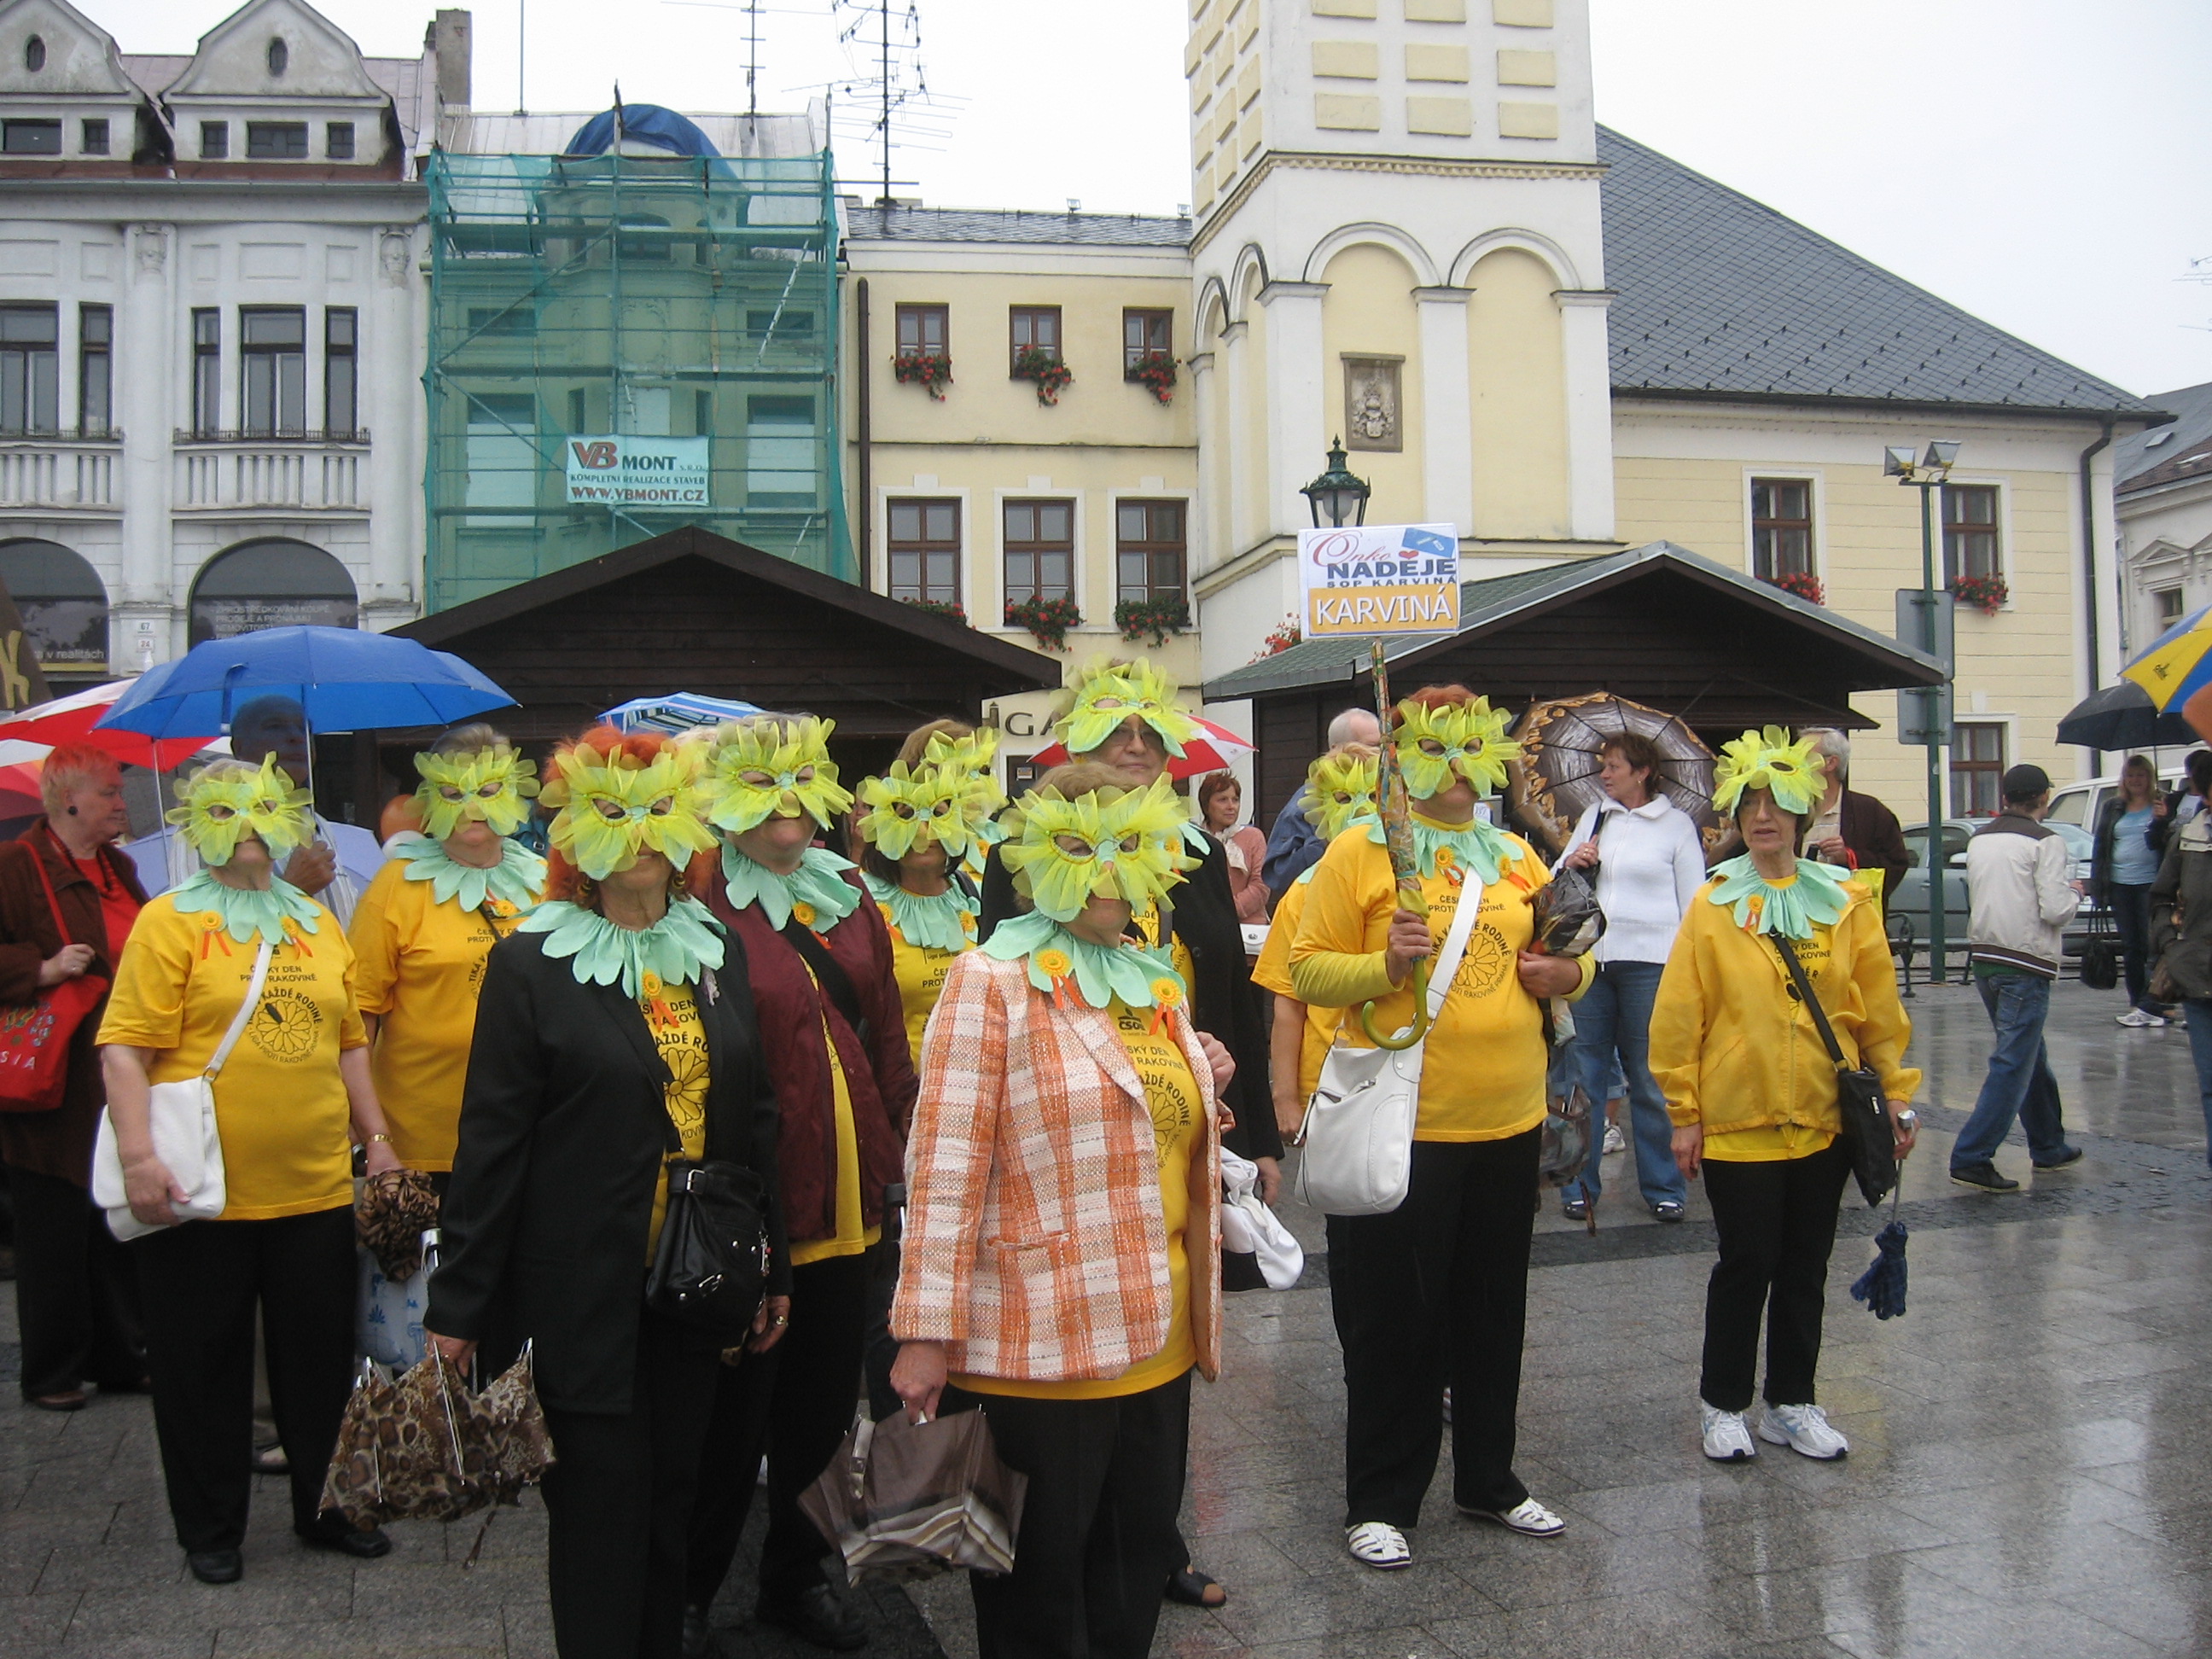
[517,896,726,997]
[168,870,323,947]
[980,910,1186,1011]
[1365,813,1514,887]
[393,836,546,915]
[721,843,862,931]
[862,871,976,953]
[1707,854,1854,940]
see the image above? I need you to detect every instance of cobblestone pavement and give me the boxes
[6,978,2211,1657]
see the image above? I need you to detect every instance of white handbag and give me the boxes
[1293,883,1482,1217]
[92,940,271,1243]
[1220,1150,1305,1289]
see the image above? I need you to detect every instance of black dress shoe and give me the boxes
[756,1583,866,1651]
[682,1604,713,1659]
[187,1548,242,1584]
[295,1522,393,1559]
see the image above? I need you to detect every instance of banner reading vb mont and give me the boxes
[1296,523,1460,638]
[563,436,712,508]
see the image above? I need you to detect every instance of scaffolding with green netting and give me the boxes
[422,148,849,612]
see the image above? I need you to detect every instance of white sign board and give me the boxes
[1295,523,1460,637]
[563,435,711,509]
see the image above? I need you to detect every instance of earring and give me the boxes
[65,806,77,816]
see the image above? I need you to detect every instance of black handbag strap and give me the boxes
[781,915,868,1040]
[1770,933,1853,1074]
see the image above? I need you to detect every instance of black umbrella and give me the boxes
[2057,682,2197,750]
[1511,692,1719,851]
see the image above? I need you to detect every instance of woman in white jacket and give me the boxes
[1556,731,1708,1221]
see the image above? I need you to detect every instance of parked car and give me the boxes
[2044,762,2195,843]
[1889,818,2098,963]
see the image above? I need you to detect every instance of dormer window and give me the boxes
[80,119,108,155]
[200,121,228,160]
[24,36,43,72]
[267,37,288,76]
[247,122,308,160]
[2,119,61,154]
[326,122,354,160]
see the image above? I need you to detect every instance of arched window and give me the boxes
[0,539,105,668]
[267,37,288,76]
[24,36,44,72]
[189,538,356,645]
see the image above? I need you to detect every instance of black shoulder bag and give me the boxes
[1771,934,1898,1208]
[644,969,773,1338]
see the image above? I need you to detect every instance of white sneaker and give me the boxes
[1603,1123,1627,1154]
[1758,1401,1848,1460]
[1345,1520,1411,1569]
[2140,1010,2170,1027]
[1459,1496,1566,1537]
[1700,1401,1756,1462]
[2117,1008,2155,1027]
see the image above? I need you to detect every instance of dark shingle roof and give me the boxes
[2116,381,2212,492]
[1598,127,2157,418]
[842,203,1190,248]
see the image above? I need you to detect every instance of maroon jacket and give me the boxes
[707,870,918,1246]
[0,825,149,1185]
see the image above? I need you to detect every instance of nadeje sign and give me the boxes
[564,435,712,508]
[1297,523,1461,638]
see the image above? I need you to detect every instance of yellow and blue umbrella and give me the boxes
[2122,602,2212,711]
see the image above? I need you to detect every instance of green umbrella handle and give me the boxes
[1359,959,1430,1050]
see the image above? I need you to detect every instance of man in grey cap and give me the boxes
[1953,763,2085,1190]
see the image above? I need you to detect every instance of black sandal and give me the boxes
[1164,1563,1227,1608]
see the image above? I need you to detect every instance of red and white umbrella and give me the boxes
[0,678,218,768]
[1023,716,1255,782]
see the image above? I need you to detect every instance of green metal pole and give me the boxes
[1922,480,1946,983]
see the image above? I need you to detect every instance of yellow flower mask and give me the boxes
[1300,748,1381,842]
[1054,658,1203,760]
[998,776,1199,923]
[166,754,314,866]
[411,742,539,841]
[1394,696,1520,800]
[924,725,1008,806]
[1712,725,1823,817]
[538,738,719,880]
[701,717,855,833]
[855,762,974,860]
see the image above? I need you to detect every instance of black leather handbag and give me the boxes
[646,1159,772,1338]
[1773,935,1899,1208]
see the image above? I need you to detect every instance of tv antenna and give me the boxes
[663,0,832,119]
[819,0,962,206]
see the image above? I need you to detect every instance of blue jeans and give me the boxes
[2184,1001,2212,1168]
[1952,970,2069,1169]
[1563,960,1685,1208]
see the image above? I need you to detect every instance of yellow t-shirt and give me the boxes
[787,969,883,1267]
[643,977,711,1260]
[958,998,1199,1399]
[1291,820,1583,1143]
[96,894,368,1221]
[878,901,977,1065]
[1249,872,1341,1102]
[348,859,533,1172]
[1131,901,1197,989]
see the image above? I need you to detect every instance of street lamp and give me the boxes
[1887,439,1961,981]
[1301,438,1371,528]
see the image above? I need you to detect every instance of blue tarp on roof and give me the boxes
[563,105,723,160]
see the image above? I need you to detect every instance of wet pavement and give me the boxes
[3,976,2209,1656]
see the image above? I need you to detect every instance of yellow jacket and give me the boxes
[1650,876,1919,1138]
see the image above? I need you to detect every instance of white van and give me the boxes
[2044,758,2199,840]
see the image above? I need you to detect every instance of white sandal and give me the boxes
[1345,1520,1411,1569]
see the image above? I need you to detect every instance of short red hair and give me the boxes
[1392,684,1476,731]
[542,725,705,905]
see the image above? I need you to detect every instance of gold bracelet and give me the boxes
[368,1133,393,1144]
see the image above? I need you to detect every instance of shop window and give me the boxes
[77,306,109,438]
[1949,722,2005,819]
[1943,485,2002,582]
[1750,478,1814,579]
[0,306,58,434]
[888,498,960,606]
[240,307,306,436]
[1004,500,1074,607]
[1116,500,1186,604]
[0,539,106,667]
[896,303,947,358]
[189,538,356,646]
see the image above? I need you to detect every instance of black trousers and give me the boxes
[1326,1129,1540,1528]
[9,1164,143,1400]
[951,1371,1191,1659]
[1699,1139,1852,1412]
[686,1246,873,1609]
[541,1307,723,1659]
[131,1205,355,1551]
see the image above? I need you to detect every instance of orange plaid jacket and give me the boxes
[891,950,1224,1384]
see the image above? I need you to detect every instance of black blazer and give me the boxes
[427,928,787,1416]
[978,830,1281,1161]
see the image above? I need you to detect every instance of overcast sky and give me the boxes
[100,0,2209,399]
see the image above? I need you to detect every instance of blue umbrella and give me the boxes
[600,692,763,734]
[96,627,515,739]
